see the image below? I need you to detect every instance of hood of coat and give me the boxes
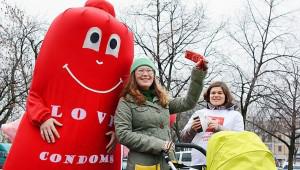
[124,94,162,109]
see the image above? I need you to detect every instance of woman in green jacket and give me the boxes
[114,56,207,170]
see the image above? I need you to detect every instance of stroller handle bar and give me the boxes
[162,152,177,170]
[175,143,206,156]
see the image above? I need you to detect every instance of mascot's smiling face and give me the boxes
[40,0,133,94]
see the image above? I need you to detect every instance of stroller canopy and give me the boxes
[206,131,276,170]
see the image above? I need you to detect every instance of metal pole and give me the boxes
[162,152,177,170]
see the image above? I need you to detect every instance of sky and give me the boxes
[7,0,246,23]
[7,0,300,28]
[7,0,126,22]
[6,0,300,63]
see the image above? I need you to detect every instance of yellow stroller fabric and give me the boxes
[206,131,276,170]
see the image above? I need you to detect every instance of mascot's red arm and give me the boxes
[26,91,51,126]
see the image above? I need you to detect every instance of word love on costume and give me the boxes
[4,0,134,170]
[50,105,114,126]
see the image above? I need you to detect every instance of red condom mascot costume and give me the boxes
[4,0,133,169]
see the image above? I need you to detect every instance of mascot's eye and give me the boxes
[83,27,102,52]
[109,38,117,49]
[105,34,121,58]
[90,32,100,43]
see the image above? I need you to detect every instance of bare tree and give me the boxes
[0,0,46,132]
[224,0,299,123]
[121,0,224,141]
[210,0,300,168]
[124,0,223,92]
[249,59,300,169]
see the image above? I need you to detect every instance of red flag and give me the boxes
[169,114,177,127]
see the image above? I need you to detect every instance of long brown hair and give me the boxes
[121,73,169,107]
[203,81,234,108]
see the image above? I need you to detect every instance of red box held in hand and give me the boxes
[185,50,205,63]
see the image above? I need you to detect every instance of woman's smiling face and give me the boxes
[134,66,154,90]
[209,87,225,106]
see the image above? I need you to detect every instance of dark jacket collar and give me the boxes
[124,94,161,109]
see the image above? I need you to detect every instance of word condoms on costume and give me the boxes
[51,105,114,126]
[39,152,113,164]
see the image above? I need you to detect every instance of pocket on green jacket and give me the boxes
[135,163,160,170]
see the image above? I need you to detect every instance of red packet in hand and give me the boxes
[185,50,204,63]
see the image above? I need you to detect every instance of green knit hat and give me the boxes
[130,57,156,74]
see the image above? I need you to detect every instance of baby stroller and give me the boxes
[206,131,277,170]
[164,131,277,170]
[163,143,206,170]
